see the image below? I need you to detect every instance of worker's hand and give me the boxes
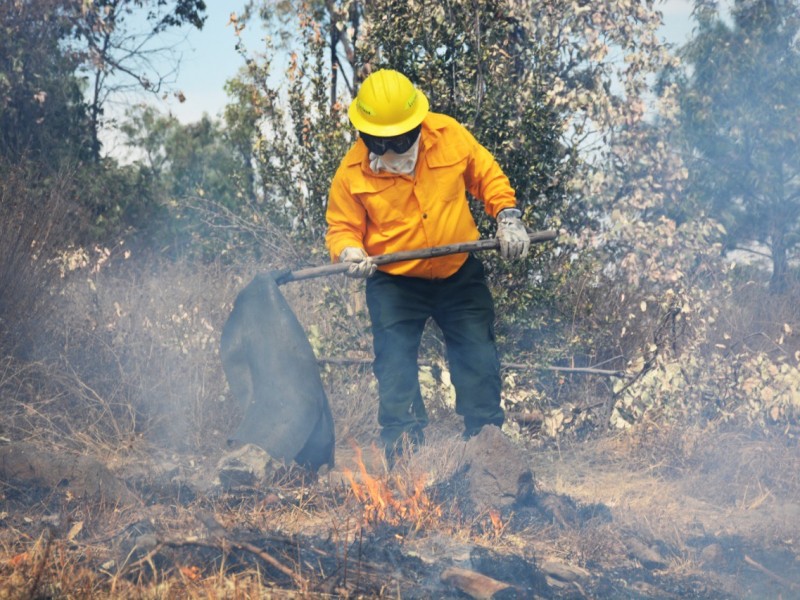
[339,247,377,278]
[496,208,530,260]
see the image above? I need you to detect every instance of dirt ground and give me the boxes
[528,430,800,599]
[2,422,800,599]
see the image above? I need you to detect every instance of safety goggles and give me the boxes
[359,124,422,156]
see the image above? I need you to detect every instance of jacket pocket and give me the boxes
[352,178,408,231]
[423,150,468,205]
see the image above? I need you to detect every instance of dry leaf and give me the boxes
[9,552,29,568]
[180,565,202,581]
[67,520,84,541]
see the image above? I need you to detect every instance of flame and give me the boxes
[343,444,441,530]
[488,508,505,537]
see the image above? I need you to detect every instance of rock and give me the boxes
[460,425,533,513]
[470,547,548,597]
[625,536,669,569]
[532,492,580,528]
[215,443,280,489]
[440,566,511,599]
[700,542,725,566]
[540,559,591,588]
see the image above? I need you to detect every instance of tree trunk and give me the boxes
[769,225,788,294]
[329,18,338,110]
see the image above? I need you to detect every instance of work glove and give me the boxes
[496,208,530,260]
[339,247,377,279]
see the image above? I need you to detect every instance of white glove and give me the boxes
[339,247,377,279]
[496,208,530,260]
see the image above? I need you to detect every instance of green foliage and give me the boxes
[602,1,800,435]
[120,106,259,259]
[676,0,800,293]
[358,0,573,238]
[75,158,165,242]
[122,107,249,206]
[1,0,208,163]
[0,0,216,246]
[492,0,733,427]
[69,0,208,159]
[0,1,92,163]
[291,1,581,369]
[612,273,800,433]
[225,1,713,421]
[5,0,800,453]
[224,9,353,254]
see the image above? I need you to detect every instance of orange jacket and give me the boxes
[325,112,517,279]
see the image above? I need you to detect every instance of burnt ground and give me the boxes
[1,423,800,599]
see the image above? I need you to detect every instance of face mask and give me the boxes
[369,133,420,175]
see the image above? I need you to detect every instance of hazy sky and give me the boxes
[102,1,700,157]
[137,1,696,123]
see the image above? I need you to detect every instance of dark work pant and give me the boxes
[365,254,504,448]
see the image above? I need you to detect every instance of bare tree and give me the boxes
[68,0,207,160]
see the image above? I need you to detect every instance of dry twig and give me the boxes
[744,554,800,591]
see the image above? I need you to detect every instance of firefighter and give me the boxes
[325,69,529,459]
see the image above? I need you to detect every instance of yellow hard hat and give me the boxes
[348,69,429,136]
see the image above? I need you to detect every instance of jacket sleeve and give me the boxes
[461,126,517,218]
[325,166,368,262]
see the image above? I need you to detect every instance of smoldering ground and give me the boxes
[3,1,800,595]
[0,248,799,598]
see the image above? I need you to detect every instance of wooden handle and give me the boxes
[276,229,558,284]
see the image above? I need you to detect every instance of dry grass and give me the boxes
[532,426,800,555]
[713,272,800,357]
[3,416,800,598]
[2,256,253,455]
[4,227,800,597]
[0,163,86,359]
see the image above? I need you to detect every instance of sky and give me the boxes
[123,0,699,126]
